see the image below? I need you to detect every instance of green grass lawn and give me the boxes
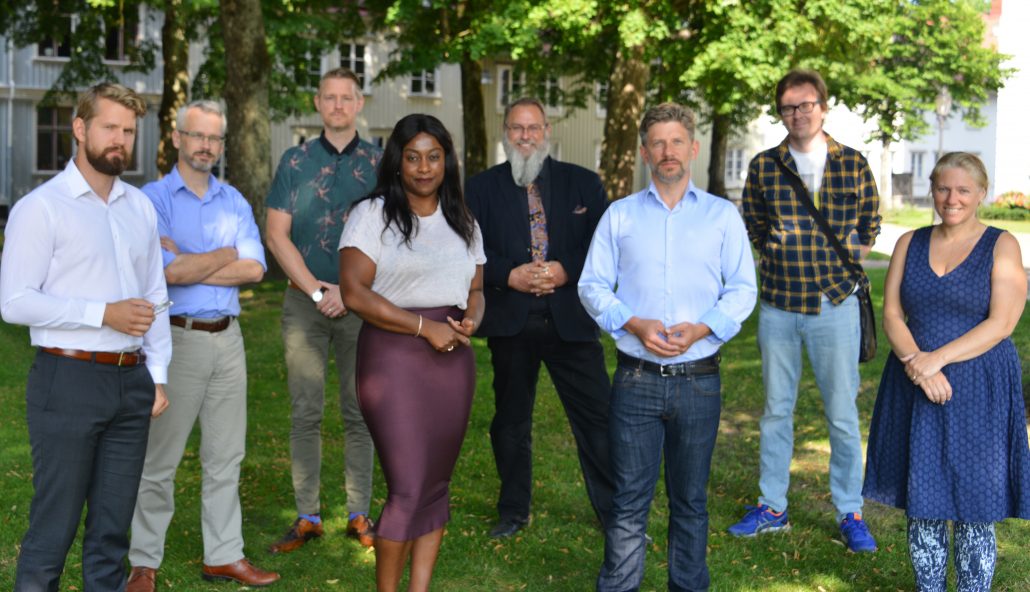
[883,206,1030,235]
[2,272,1029,591]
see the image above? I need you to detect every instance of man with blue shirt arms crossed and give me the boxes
[126,100,278,590]
[579,103,756,592]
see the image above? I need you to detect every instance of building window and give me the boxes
[542,77,561,108]
[910,151,925,178]
[300,54,322,91]
[498,66,523,109]
[595,81,609,117]
[104,18,139,62]
[36,107,74,172]
[340,43,368,91]
[37,17,72,59]
[410,70,437,96]
[725,149,745,183]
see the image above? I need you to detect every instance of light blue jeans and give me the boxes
[756,295,863,522]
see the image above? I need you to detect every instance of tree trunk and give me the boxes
[219,0,271,233]
[706,111,730,197]
[156,0,189,176]
[460,57,487,180]
[599,44,648,201]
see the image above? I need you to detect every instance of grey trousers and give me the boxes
[129,319,248,567]
[281,287,374,515]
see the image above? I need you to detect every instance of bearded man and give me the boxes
[1,82,171,591]
[466,97,615,539]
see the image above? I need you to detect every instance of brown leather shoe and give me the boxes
[346,514,376,547]
[202,558,280,587]
[268,517,323,554]
[126,566,157,592]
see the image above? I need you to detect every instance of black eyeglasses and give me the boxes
[777,101,819,117]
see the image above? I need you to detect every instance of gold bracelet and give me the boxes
[415,314,423,338]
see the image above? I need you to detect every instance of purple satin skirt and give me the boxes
[356,306,475,541]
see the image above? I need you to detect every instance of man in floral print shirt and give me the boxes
[266,67,382,553]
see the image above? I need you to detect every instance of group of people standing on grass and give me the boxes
[1,64,1028,592]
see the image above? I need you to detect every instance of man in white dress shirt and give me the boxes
[0,82,171,592]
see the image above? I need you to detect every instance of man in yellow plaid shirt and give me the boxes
[730,69,881,553]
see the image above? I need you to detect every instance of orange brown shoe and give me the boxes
[126,566,157,592]
[268,517,324,554]
[201,558,280,587]
[346,514,376,547]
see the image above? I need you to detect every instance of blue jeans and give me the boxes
[597,365,721,592]
[757,296,863,522]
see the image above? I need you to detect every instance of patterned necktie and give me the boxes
[527,181,549,262]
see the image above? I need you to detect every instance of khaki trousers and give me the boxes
[281,287,374,515]
[129,319,248,567]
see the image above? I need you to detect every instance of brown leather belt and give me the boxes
[41,347,147,367]
[170,315,232,332]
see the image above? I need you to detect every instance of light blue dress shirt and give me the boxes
[143,166,267,319]
[578,181,757,364]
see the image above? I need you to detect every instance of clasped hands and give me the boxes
[626,318,709,358]
[509,261,567,296]
[422,315,477,353]
[900,350,952,405]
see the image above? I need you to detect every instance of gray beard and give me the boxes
[504,139,549,187]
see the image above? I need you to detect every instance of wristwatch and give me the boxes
[311,289,324,303]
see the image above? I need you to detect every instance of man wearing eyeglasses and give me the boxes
[466,97,615,539]
[730,69,881,553]
[126,100,277,590]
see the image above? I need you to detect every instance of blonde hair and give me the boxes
[75,82,147,126]
[929,152,989,194]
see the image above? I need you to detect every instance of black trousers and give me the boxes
[16,351,154,592]
[487,312,614,526]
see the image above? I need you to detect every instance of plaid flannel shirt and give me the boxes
[741,134,881,314]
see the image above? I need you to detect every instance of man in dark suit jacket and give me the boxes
[466,97,615,538]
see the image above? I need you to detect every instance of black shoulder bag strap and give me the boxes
[772,157,865,286]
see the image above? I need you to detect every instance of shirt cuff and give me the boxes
[84,301,107,329]
[698,309,736,344]
[146,364,168,385]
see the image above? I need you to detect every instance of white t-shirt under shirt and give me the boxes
[788,142,828,198]
[339,197,486,309]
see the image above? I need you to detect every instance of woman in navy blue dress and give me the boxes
[863,152,1030,591]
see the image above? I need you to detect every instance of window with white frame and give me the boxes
[340,42,369,91]
[37,17,73,59]
[542,76,560,108]
[297,52,323,91]
[595,81,609,117]
[498,66,523,109]
[104,17,139,62]
[725,148,745,184]
[410,70,437,96]
[36,107,74,172]
[910,151,925,178]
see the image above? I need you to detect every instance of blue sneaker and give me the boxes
[727,504,790,537]
[840,513,877,552]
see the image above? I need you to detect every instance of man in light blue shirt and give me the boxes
[127,100,278,590]
[579,103,757,592]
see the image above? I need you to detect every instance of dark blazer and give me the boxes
[466,157,608,341]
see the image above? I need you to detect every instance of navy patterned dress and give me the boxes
[863,226,1030,522]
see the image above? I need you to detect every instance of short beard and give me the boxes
[650,161,686,185]
[85,144,129,176]
[503,136,549,187]
[184,151,216,173]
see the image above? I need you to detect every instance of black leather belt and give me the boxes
[616,351,720,377]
